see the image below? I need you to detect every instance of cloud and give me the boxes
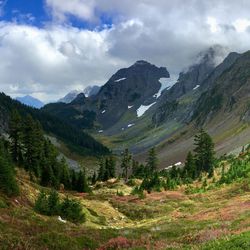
[2,1,250,102]
[46,0,97,23]
[0,22,117,102]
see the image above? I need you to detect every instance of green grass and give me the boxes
[201,231,250,250]
[0,159,250,249]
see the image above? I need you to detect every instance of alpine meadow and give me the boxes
[0,1,250,250]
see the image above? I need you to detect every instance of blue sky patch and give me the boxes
[0,0,114,30]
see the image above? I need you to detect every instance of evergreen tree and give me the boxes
[194,129,215,177]
[22,115,43,176]
[40,159,55,187]
[183,152,197,180]
[121,149,132,181]
[97,158,105,181]
[0,140,19,196]
[146,147,158,175]
[9,110,23,165]
[107,156,116,178]
[59,157,71,189]
[103,158,110,181]
[76,168,90,193]
[132,161,146,179]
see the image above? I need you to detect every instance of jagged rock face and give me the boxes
[95,60,170,128]
[192,50,250,125]
[43,60,170,130]
[165,47,221,102]
[152,50,241,126]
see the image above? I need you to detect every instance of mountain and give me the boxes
[83,85,100,97]
[43,60,170,130]
[192,50,250,125]
[58,90,81,104]
[152,49,241,126]
[43,48,250,167]
[58,86,101,104]
[16,95,44,109]
[0,93,109,156]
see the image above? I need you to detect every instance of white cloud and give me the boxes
[1,1,250,102]
[0,22,119,102]
[46,0,96,23]
[233,19,250,33]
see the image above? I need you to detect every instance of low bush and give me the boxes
[34,190,85,223]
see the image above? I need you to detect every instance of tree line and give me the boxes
[1,110,216,199]
[95,129,216,194]
[7,110,90,193]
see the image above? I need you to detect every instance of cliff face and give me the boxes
[152,50,241,126]
[43,60,170,129]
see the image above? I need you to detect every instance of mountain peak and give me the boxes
[133,60,151,66]
[16,95,44,109]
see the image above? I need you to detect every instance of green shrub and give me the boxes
[34,190,85,223]
[34,191,49,215]
[60,197,85,223]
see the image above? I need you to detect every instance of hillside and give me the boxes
[0,149,250,249]
[0,93,109,156]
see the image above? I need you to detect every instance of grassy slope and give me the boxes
[0,165,250,249]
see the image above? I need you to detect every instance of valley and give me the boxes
[1,42,250,250]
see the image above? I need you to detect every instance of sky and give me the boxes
[1,0,250,103]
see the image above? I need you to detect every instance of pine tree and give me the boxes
[194,129,215,177]
[146,147,158,175]
[97,158,105,181]
[184,152,196,180]
[107,156,116,178]
[103,158,110,181]
[121,149,132,182]
[9,110,23,165]
[22,115,43,176]
[59,157,71,189]
[40,159,55,187]
[76,168,90,193]
[0,140,19,196]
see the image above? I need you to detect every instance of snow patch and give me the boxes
[193,85,200,90]
[137,102,156,117]
[153,76,178,99]
[115,77,126,82]
[58,216,66,223]
[174,162,182,166]
[98,130,103,133]
[127,123,135,128]
[164,165,173,170]
[128,105,133,109]
[101,110,106,114]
